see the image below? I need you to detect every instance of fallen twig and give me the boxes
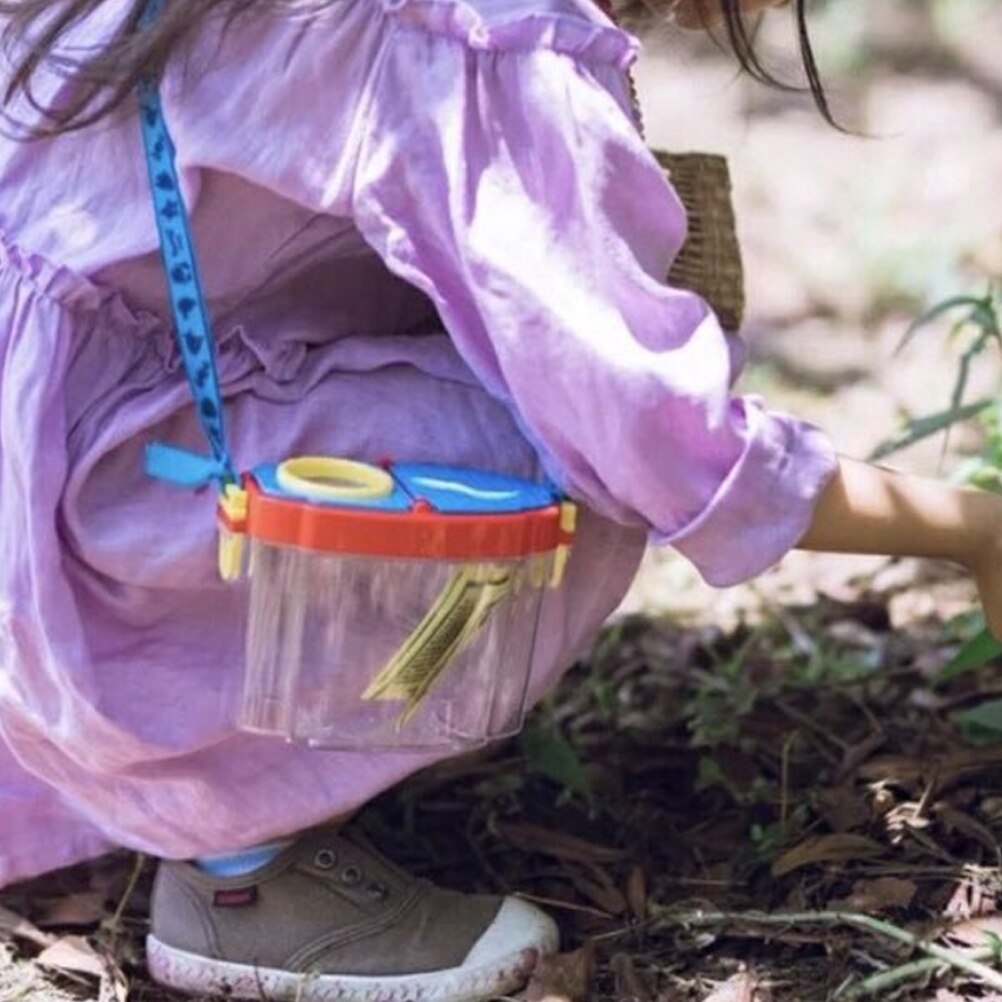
[652,907,1002,992]
[104,853,145,943]
[842,948,995,999]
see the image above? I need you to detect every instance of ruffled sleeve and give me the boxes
[351,0,837,586]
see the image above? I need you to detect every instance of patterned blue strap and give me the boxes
[138,0,236,487]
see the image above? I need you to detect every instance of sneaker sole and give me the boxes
[147,903,558,1002]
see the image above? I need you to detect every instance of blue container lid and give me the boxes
[252,460,559,515]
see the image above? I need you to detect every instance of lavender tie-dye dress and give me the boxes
[0,0,835,884]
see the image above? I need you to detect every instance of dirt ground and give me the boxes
[4,2,1002,1001]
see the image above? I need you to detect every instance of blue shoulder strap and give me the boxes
[138,0,236,488]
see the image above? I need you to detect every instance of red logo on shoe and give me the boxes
[212,887,258,907]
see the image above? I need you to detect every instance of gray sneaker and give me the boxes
[147,826,558,1001]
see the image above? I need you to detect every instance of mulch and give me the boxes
[4,569,1002,1001]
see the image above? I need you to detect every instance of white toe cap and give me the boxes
[462,897,560,968]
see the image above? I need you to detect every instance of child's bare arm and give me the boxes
[797,457,1002,637]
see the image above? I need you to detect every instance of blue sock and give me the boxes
[195,839,292,877]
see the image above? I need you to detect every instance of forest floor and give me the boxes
[6,567,1002,1002]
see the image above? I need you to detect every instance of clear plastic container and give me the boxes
[227,460,573,751]
[238,546,548,749]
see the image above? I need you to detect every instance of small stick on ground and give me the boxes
[843,949,995,999]
[653,908,1002,993]
[104,852,146,952]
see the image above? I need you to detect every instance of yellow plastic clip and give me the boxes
[217,483,249,582]
[549,501,578,588]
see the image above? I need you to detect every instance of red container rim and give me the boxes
[240,477,572,560]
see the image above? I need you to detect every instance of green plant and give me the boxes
[871,285,1002,692]
[684,629,763,748]
[518,710,595,808]
[870,285,1001,465]
[950,698,1002,746]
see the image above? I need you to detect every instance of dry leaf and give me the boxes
[943,874,998,919]
[815,787,870,833]
[565,865,626,915]
[947,914,1002,948]
[858,755,926,786]
[831,877,917,912]
[0,903,55,949]
[626,866,647,921]
[859,747,1002,792]
[525,945,595,1002]
[611,952,654,1002]
[100,966,130,1002]
[497,822,627,864]
[35,890,108,928]
[37,935,128,1002]
[702,970,768,1002]
[933,803,1001,856]
[37,935,106,978]
[836,731,888,782]
[772,834,884,877]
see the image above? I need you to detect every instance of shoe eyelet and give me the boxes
[314,849,338,870]
[366,880,389,901]
[340,864,363,886]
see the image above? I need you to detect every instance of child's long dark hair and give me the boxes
[716,0,833,125]
[0,0,828,136]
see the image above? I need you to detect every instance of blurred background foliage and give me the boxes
[625,0,1002,628]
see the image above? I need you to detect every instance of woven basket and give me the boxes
[654,151,746,332]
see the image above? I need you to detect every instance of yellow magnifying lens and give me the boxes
[276,456,394,502]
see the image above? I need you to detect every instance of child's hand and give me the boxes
[798,458,1002,641]
[969,533,1002,641]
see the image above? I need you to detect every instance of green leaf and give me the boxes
[986,931,1002,962]
[869,398,994,461]
[951,698,1002,747]
[940,625,1002,683]
[695,755,727,793]
[519,723,593,803]
[968,301,1002,340]
[898,295,989,351]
